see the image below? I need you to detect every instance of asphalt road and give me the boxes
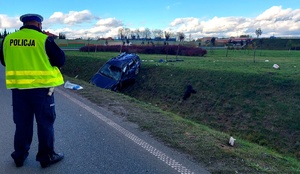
[0,65,210,174]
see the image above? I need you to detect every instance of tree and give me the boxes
[255,28,262,38]
[124,28,130,39]
[1,29,9,38]
[134,29,141,39]
[164,31,172,42]
[118,28,124,39]
[144,28,151,39]
[59,33,66,39]
[177,32,185,42]
[139,29,146,39]
[152,29,163,38]
[240,35,250,38]
[130,30,136,40]
[210,37,216,46]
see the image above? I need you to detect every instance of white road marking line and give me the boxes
[57,88,195,174]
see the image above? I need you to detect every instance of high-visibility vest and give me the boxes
[3,28,64,89]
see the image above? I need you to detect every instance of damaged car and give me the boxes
[90,52,141,91]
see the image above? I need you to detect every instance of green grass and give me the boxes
[61,49,300,173]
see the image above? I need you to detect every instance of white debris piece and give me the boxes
[273,64,280,69]
[64,81,83,90]
[229,136,236,146]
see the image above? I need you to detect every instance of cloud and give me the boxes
[0,14,21,30]
[95,18,123,27]
[44,10,122,38]
[2,6,300,39]
[42,6,300,39]
[256,6,292,21]
[168,6,300,38]
[47,10,96,25]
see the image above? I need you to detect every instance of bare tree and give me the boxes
[177,32,185,42]
[152,29,163,38]
[255,28,262,38]
[130,30,136,40]
[254,28,263,62]
[136,29,141,39]
[118,27,124,39]
[139,29,145,39]
[124,28,131,39]
[144,28,151,39]
[164,31,172,42]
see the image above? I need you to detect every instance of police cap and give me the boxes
[20,13,43,23]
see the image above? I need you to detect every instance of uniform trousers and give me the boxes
[11,88,56,162]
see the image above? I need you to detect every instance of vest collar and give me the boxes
[20,25,42,33]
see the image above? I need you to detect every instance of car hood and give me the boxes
[90,73,118,89]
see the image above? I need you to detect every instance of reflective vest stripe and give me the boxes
[6,70,61,76]
[6,77,63,85]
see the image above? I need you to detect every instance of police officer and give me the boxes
[0,13,65,168]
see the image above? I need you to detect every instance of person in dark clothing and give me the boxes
[0,13,65,168]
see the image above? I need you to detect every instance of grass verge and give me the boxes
[61,50,300,173]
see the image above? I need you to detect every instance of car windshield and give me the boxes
[99,64,122,81]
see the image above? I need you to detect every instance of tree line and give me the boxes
[116,28,185,42]
[1,27,263,41]
[0,29,13,38]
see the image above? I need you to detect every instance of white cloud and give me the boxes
[256,6,293,21]
[168,6,300,38]
[95,18,123,27]
[0,14,21,30]
[2,6,300,39]
[47,10,95,25]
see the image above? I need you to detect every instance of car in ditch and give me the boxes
[90,52,141,91]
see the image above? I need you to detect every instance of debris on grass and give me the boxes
[273,64,280,69]
[229,136,236,146]
[64,80,83,90]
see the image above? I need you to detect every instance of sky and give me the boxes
[1,0,300,40]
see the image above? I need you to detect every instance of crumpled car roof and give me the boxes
[108,53,139,68]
